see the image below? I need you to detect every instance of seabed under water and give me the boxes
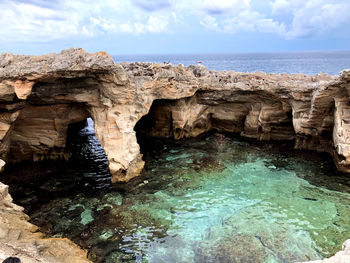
[2,118,350,263]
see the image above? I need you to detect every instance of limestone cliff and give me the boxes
[0,48,349,183]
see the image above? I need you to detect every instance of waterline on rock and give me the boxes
[2,121,350,263]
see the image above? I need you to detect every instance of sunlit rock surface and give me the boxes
[0,182,91,263]
[1,49,350,261]
[0,49,350,182]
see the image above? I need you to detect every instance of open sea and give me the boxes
[113,51,350,75]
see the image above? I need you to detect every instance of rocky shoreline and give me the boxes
[0,48,350,182]
[302,240,350,263]
[1,179,349,262]
[1,48,350,262]
[0,181,91,263]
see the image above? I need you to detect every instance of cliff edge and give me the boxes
[0,48,350,182]
[1,48,350,262]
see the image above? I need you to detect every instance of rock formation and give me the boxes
[1,48,350,262]
[302,239,350,263]
[0,181,91,262]
[0,48,349,183]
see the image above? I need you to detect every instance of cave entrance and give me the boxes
[134,98,298,157]
[5,117,112,188]
[66,117,111,188]
[135,99,175,155]
[1,117,112,214]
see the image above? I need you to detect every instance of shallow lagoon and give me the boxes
[3,119,350,263]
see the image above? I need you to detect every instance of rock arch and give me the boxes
[0,48,350,183]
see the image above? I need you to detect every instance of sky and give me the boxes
[1,0,350,55]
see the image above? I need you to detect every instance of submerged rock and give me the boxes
[1,49,350,262]
[102,192,123,206]
[301,239,350,263]
[194,234,275,263]
[2,131,350,262]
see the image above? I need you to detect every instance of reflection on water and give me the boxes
[2,119,350,263]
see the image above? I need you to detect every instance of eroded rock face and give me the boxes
[0,182,91,263]
[0,48,350,182]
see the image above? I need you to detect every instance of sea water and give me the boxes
[2,119,350,263]
[114,51,350,75]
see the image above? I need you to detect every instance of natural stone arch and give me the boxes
[0,48,350,183]
[133,91,296,156]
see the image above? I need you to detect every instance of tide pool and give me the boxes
[3,127,350,263]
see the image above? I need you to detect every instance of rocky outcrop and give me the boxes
[0,48,350,183]
[0,182,91,262]
[302,239,350,263]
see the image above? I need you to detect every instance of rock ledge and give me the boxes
[0,182,91,263]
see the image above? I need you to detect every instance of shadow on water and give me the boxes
[2,119,350,262]
[1,118,112,213]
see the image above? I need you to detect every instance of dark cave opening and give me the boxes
[134,99,175,155]
[1,117,112,214]
[134,98,298,155]
[65,117,111,187]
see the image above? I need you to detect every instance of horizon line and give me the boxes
[112,49,350,57]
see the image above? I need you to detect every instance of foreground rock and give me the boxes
[302,239,350,263]
[0,182,91,263]
[0,48,350,182]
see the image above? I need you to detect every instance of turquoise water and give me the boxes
[3,123,350,262]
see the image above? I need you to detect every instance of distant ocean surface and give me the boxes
[113,51,350,76]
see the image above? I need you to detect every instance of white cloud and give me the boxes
[202,10,286,35]
[199,0,285,35]
[90,17,116,32]
[200,0,350,39]
[200,15,219,31]
[0,1,83,41]
[270,0,293,14]
[286,1,350,39]
[118,15,170,34]
[203,0,250,14]
[131,0,174,11]
[0,0,349,43]
[0,0,174,42]
[146,15,170,33]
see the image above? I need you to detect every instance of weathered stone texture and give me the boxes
[0,182,91,263]
[0,48,349,182]
[1,48,350,263]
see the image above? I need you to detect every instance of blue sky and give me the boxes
[1,0,350,55]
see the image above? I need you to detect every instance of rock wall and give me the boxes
[0,181,91,262]
[0,48,350,183]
